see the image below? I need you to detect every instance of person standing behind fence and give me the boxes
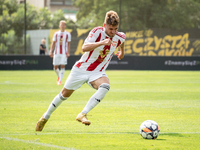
[39,39,48,55]
[49,20,71,85]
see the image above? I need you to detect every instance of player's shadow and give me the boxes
[126,132,184,140]
[155,139,166,140]
[111,132,183,141]
[122,132,166,140]
[156,132,184,140]
[161,133,184,137]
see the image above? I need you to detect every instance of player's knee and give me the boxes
[59,92,68,101]
[99,83,110,91]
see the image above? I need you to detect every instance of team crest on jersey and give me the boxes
[60,38,63,45]
[100,49,109,58]
[112,41,117,47]
[60,35,63,45]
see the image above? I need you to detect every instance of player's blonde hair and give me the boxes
[104,10,119,26]
[59,20,66,25]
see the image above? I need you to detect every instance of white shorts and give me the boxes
[53,54,67,65]
[64,66,108,90]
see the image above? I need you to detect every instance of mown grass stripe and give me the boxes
[0,132,200,136]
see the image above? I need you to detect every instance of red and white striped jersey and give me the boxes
[75,27,126,72]
[52,30,71,55]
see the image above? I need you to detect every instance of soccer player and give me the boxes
[35,10,126,131]
[49,20,71,85]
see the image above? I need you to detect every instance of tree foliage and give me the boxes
[73,0,200,30]
[1,0,200,54]
[0,0,75,54]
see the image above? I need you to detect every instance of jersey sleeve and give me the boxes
[84,27,102,43]
[52,32,57,42]
[118,32,126,44]
[68,33,71,42]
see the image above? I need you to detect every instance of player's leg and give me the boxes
[35,88,74,131]
[35,67,86,131]
[59,65,65,84]
[53,55,61,84]
[76,76,110,125]
[58,55,67,84]
[44,88,74,119]
[54,65,61,85]
[82,76,110,113]
[54,65,59,78]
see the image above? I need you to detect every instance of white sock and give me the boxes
[59,68,65,82]
[81,83,110,114]
[44,92,68,119]
[54,68,59,78]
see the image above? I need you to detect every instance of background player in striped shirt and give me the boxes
[36,10,126,131]
[49,20,71,85]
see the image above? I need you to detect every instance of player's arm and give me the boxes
[67,42,71,58]
[116,42,125,60]
[45,48,48,54]
[82,38,112,52]
[49,41,56,58]
[40,45,43,50]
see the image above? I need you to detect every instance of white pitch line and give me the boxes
[0,137,78,150]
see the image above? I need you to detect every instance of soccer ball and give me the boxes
[140,120,160,139]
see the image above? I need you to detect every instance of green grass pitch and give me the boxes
[0,70,200,150]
